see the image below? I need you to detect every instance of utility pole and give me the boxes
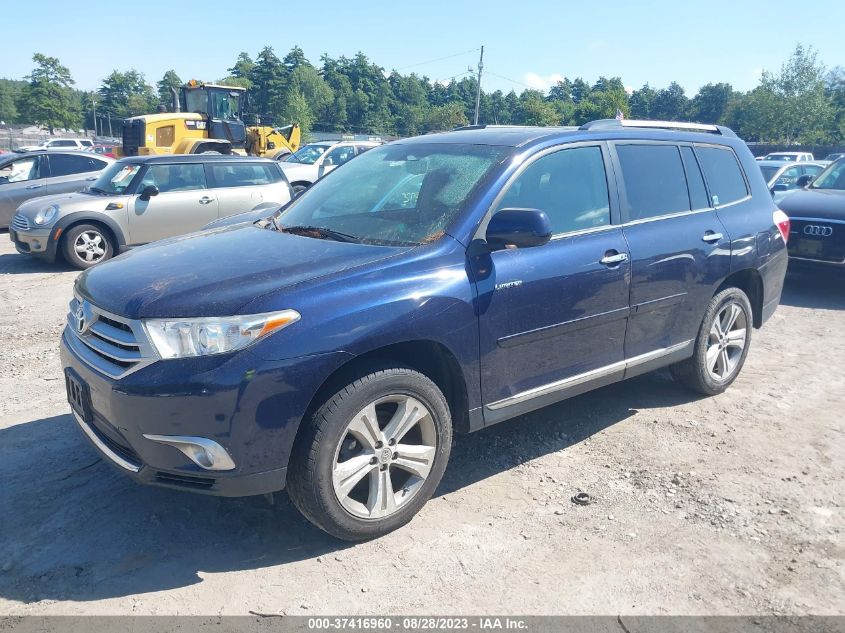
[473,46,484,126]
[91,95,97,136]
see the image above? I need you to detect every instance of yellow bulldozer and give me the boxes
[117,80,300,159]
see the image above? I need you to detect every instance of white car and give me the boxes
[279,140,382,193]
[762,151,815,162]
[17,138,95,152]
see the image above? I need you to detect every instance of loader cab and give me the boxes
[180,83,247,149]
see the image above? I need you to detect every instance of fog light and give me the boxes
[143,435,236,471]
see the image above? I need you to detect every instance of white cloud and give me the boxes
[523,72,565,92]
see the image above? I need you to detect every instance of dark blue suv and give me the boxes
[60,120,789,540]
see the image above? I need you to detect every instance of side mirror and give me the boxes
[771,183,789,192]
[267,141,276,150]
[795,174,814,188]
[139,185,159,201]
[485,208,552,250]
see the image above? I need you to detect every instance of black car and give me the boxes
[778,157,845,266]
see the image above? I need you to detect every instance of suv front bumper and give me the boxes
[60,326,350,497]
[9,226,58,262]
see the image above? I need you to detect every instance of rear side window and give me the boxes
[209,163,281,188]
[494,145,610,235]
[616,144,690,220]
[51,140,77,147]
[696,146,748,206]
[48,154,99,177]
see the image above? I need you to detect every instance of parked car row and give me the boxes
[57,119,791,540]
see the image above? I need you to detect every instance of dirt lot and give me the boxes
[0,235,842,616]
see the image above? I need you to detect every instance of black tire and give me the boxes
[287,366,452,541]
[62,223,114,269]
[671,287,753,396]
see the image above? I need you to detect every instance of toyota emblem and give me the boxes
[75,305,86,333]
[803,225,833,237]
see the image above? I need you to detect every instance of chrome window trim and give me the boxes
[622,206,716,228]
[549,223,618,241]
[486,340,693,411]
[72,411,141,472]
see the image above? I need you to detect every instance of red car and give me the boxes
[92,145,116,158]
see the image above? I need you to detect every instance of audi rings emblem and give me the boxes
[803,225,833,237]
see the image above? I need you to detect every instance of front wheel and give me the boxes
[287,367,452,541]
[62,223,114,269]
[671,287,753,395]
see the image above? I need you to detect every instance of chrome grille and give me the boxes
[65,297,156,379]
[11,214,30,231]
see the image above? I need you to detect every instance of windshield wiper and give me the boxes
[280,224,360,243]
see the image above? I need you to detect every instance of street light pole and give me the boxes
[91,95,97,137]
[473,46,484,126]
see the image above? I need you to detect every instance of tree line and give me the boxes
[1,44,843,145]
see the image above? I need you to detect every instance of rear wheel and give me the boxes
[671,287,753,395]
[287,366,452,541]
[62,223,114,269]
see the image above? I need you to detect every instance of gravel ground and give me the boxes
[0,236,842,616]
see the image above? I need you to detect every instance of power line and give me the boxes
[393,47,481,72]
[485,70,536,90]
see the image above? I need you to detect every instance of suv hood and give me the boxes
[778,188,845,221]
[76,225,407,319]
[17,190,121,217]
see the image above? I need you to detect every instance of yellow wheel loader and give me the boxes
[117,80,300,159]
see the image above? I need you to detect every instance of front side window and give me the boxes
[0,157,41,183]
[210,90,240,120]
[617,144,690,220]
[48,154,98,177]
[210,163,278,187]
[810,159,845,191]
[494,146,610,234]
[324,146,356,167]
[90,163,143,194]
[696,146,748,206]
[139,164,206,193]
[287,144,330,165]
[775,165,803,188]
[276,142,508,245]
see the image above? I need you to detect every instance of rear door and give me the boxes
[126,163,218,244]
[45,153,108,196]
[206,162,289,219]
[475,143,631,422]
[612,142,731,359]
[0,155,47,227]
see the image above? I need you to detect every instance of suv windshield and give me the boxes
[89,163,142,195]
[809,159,845,190]
[275,143,508,246]
[286,144,330,165]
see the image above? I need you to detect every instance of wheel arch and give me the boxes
[717,268,764,328]
[302,340,471,436]
[52,212,127,251]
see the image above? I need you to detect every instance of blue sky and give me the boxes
[3,0,843,95]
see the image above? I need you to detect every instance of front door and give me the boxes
[474,144,630,423]
[612,142,731,358]
[0,155,47,227]
[127,163,218,244]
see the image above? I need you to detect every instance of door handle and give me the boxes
[702,232,723,243]
[198,197,213,205]
[600,252,628,266]
[25,184,43,190]
[85,176,98,181]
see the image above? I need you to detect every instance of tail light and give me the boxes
[773,209,791,243]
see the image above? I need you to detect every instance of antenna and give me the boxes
[473,46,484,126]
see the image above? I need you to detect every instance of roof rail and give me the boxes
[580,118,737,137]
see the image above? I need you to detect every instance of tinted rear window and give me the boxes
[696,146,748,206]
[48,153,99,177]
[616,144,690,220]
[681,146,710,210]
[210,163,281,187]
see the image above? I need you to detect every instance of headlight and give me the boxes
[34,204,59,226]
[143,310,300,359]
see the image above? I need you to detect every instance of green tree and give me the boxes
[690,82,734,123]
[629,84,657,119]
[18,53,79,133]
[287,64,334,127]
[249,47,286,122]
[283,89,315,137]
[423,102,468,132]
[0,79,22,123]
[651,82,688,120]
[156,69,182,107]
[517,90,559,126]
[228,52,255,87]
[98,69,156,119]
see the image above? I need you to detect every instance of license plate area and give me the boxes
[65,369,91,422]
[796,238,824,256]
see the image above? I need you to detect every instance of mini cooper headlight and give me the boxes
[143,310,301,359]
[34,204,59,226]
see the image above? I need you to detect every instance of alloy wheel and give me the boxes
[74,231,107,263]
[332,395,437,520]
[706,301,747,382]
